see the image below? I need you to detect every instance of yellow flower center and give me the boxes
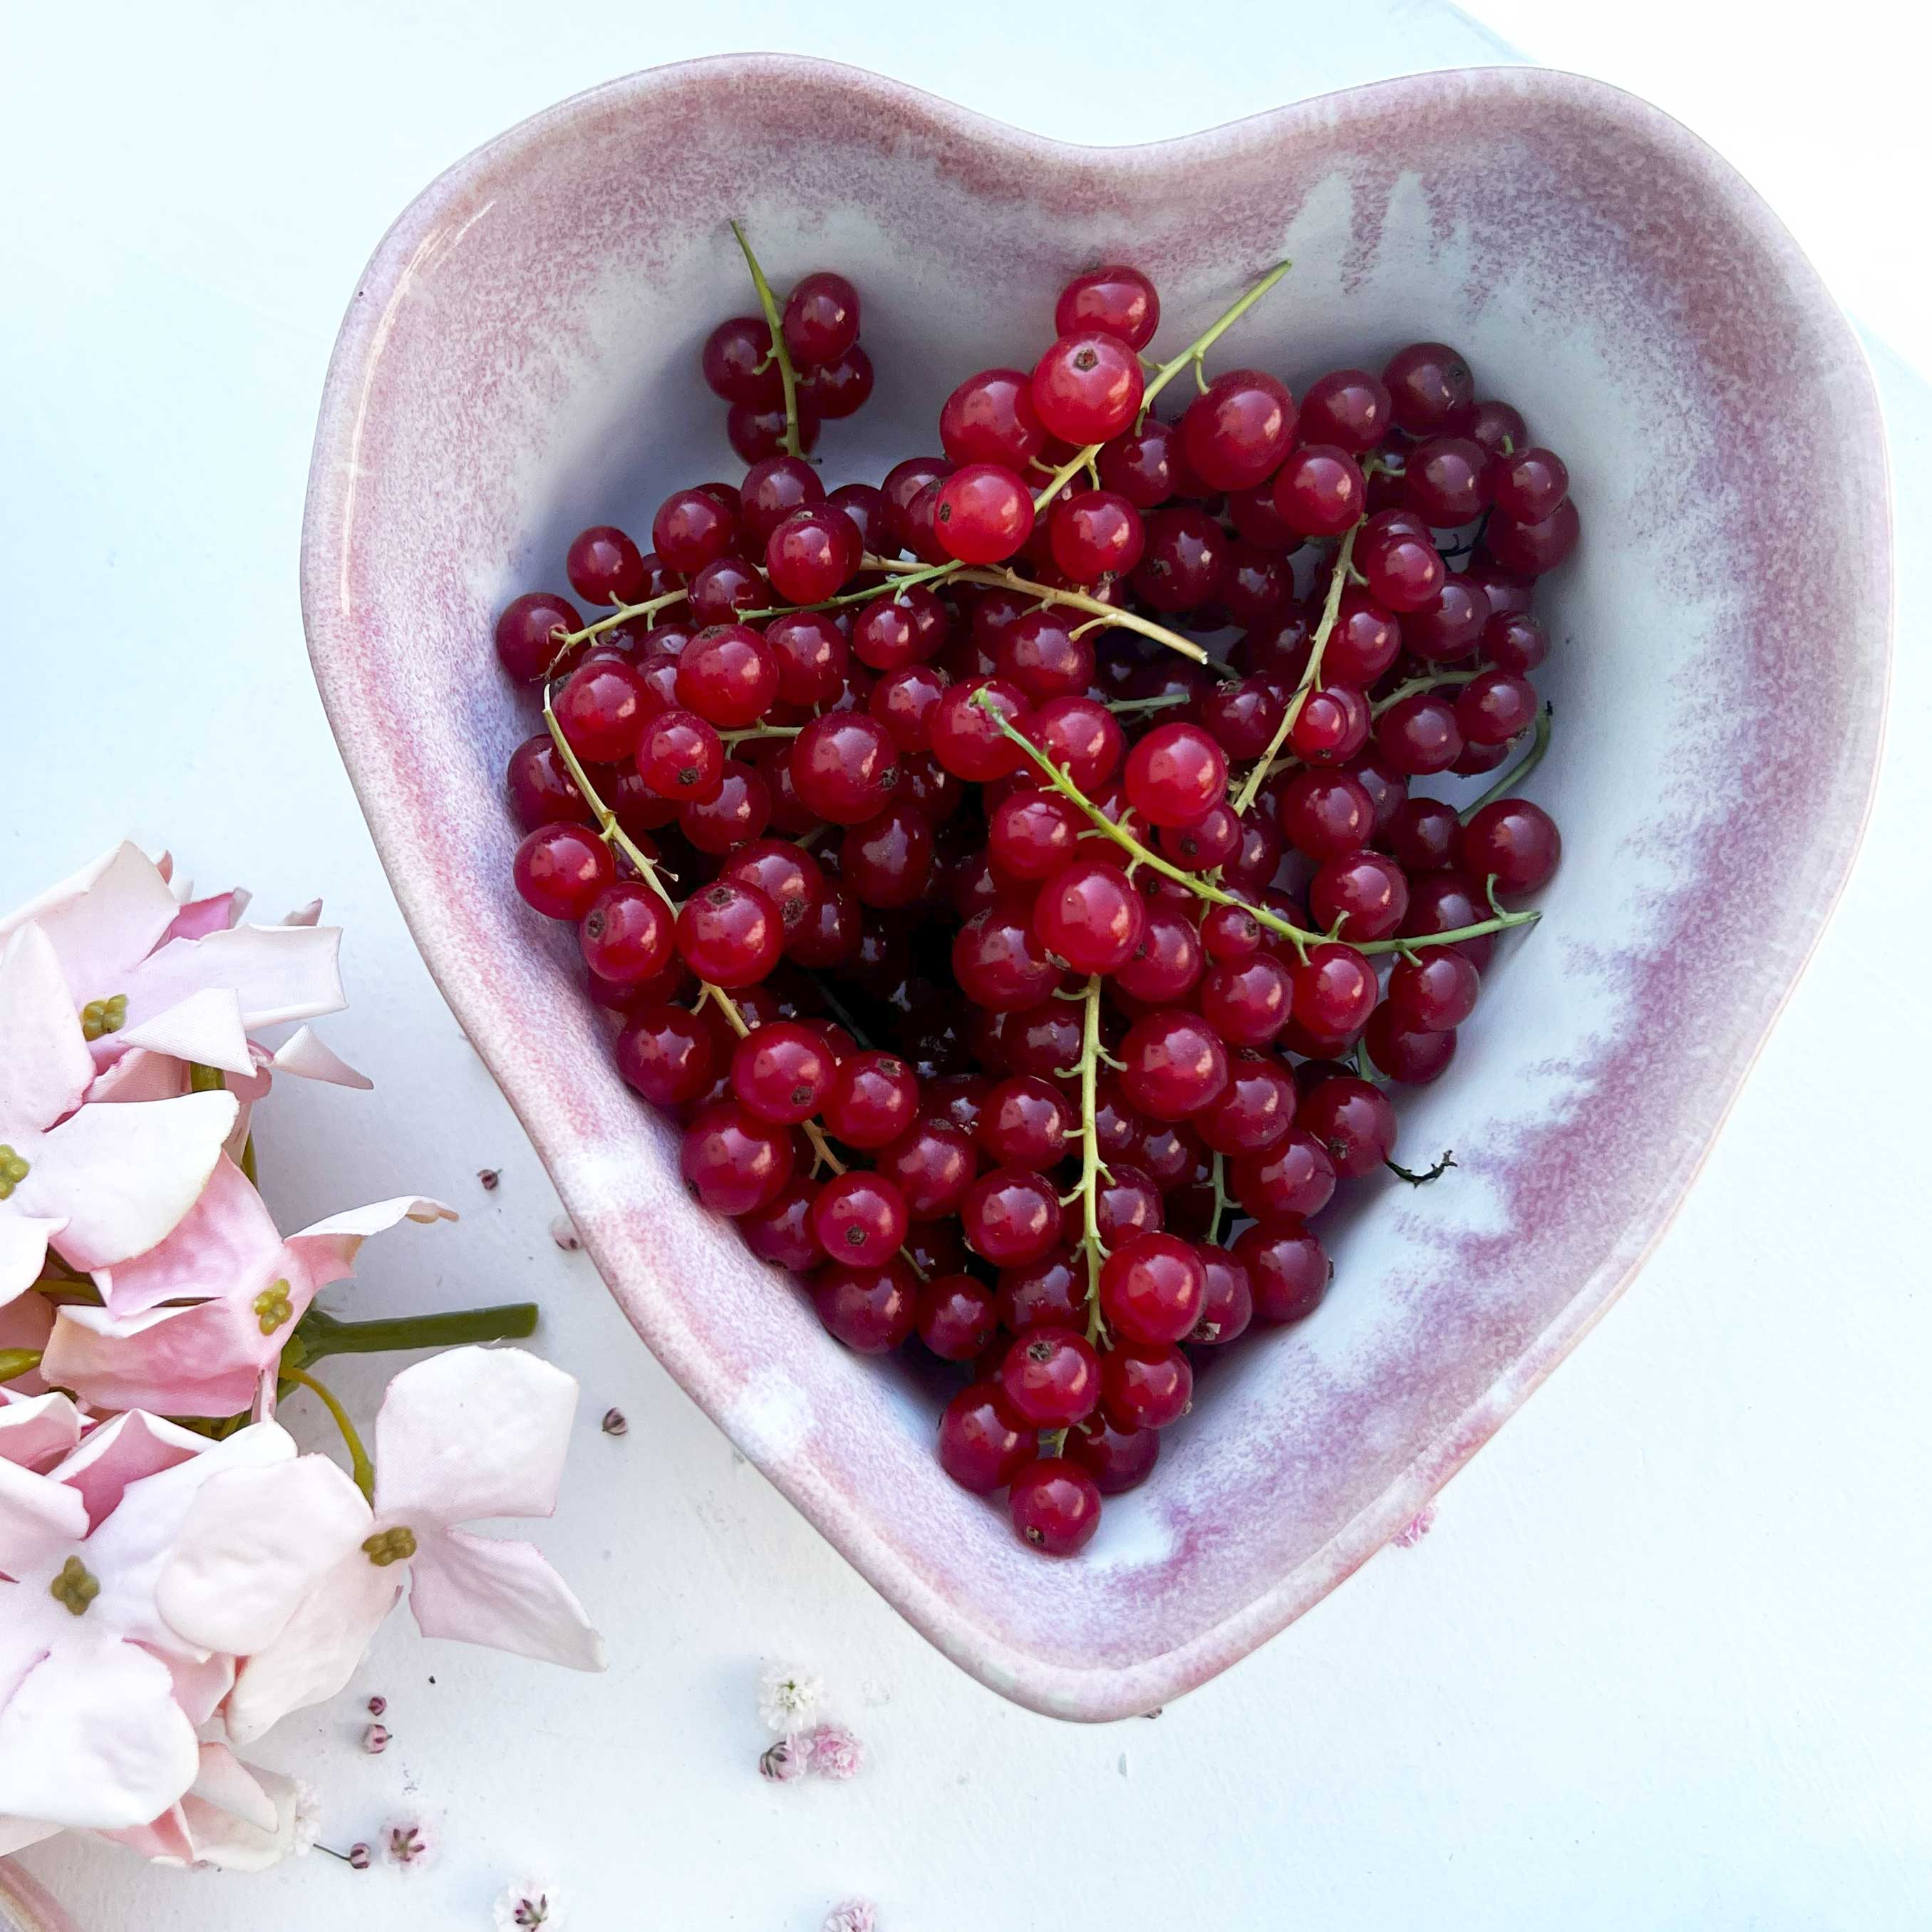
[0,1145,29,1200]
[79,993,128,1042]
[362,1525,418,1568]
[252,1279,295,1335]
[48,1555,100,1616]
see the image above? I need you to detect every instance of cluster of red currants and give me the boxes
[495,237,1570,1557]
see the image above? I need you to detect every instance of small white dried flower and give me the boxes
[384,1819,435,1871]
[757,1662,823,1732]
[290,1780,321,1857]
[823,1900,878,1932]
[495,1876,566,1928]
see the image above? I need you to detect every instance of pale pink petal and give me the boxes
[408,1528,605,1671]
[281,899,323,928]
[10,844,178,1006]
[50,1410,217,1531]
[373,1346,577,1527]
[128,924,345,1032]
[0,1641,200,1829]
[111,988,253,1076]
[158,1455,370,1656]
[180,1756,299,1871]
[86,1048,189,1105]
[82,1422,296,1651]
[0,1293,53,1392]
[286,1195,456,1293]
[97,1804,195,1865]
[0,1456,90,1573]
[185,1740,277,1832]
[41,1300,282,1420]
[0,1215,64,1308]
[155,852,176,887]
[269,1025,372,1089]
[29,1088,237,1272]
[162,891,249,945]
[222,1550,399,1745]
[95,1155,280,1318]
[0,1392,83,1471]
[150,1645,235,1727]
[0,1815,59,1856]
[0,844,121,939]
[0,925,94,1133]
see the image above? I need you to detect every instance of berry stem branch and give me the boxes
[1229,522,1359,816]
[1204,1152,1234,1249]
[1065,974,1111,1348]
[971,690,1538,956]
[1030,259,1293,515]
[1369,666,1482,718]
[556,589,689,656]
[730,221,802,460]
[950,567,1208,664]
[1462,703,1551,820]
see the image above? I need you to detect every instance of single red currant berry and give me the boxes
[939,1383,1034,1492]
[651,488,737,574]
[1309,850,1411,943]
[1279,768,1375,860]
[1115,904,1204,1005]
[679,1101,795,1216]
[1360,525,1446,613]
[579,882,673,986]
[822,1050,920,1149]
[841,802,935,909]
[564,525,647,607]
[674,880,782,987]
[1130,506,1227,612]
[799,344,874,418]
[506,734,589,831]
[1483,498,1581,575]
[1033,860,1147,974]
[1298,368,1393,450]
[1067,1414,1160,1494]
[737,1176,823,1271]
[1489,446,1569,523]
[998,1326,1102,1427]
[976,1076,1073,1170]
[877,1119,978,1221]
[1199,954,1295,1047]
[941,368,1047,470]
[686,555,765,626]
[554,653,650,763]
[1287,684,1372,767]
[730,1020,835,1124]
[1181,369,1296,491]
[988,788,1085,882]
[1271,445,1367,538]
[1195,1055,1297,1157]
[1048,489,1145,583]
[638,708,725,802]
[1030,331,1145,445]
[765,507,856,604]
[1365,1005,1457,1083]
[1382,797,1461,873]
[964,1168,1065,1269]
[513,823,614,921]
[1461,798,1561,896]
[1297,1073,1398,1178]
[1055,264,1160,350]
[1457,669,1538,746]
[916,1275,998,1361]
[1376,691,1464,776]
[1230,1127,1336,1221]
[1119,1009,1229,1120]
[1234,1219,1331,1323]
[931,677,1030,782]
[1405,437,1492,526]
[934,463,1035,564]
[763,610,849,708]
[1009,1457,1102,1554]
[1098,1231,1207,1345]
[701,316,783,405]
[781,271,860,366]
[676,624,778,728]
[1097,415,1184,508]
[725,400,821,464]
[1388,946,1481,1030]
[1124,722,1228,828]
[953,905,1065,1013]
[1101,1344,1193,1430]
[812,1256,918,1353]
[1482,611,1549,676]
[1159,802,1243,872]
[679,760,770,855]
[812,1170,910,1269]
[1323,588,1402,685]
[1404,579,1493,663]
[615,1003,713,1107]
[495,591,582,683]
[1028,696,1124,792]
[1383,341,1475,435]
[1293,941,1378,1037]
[789,713,899,823]
[1400,871,1499,972]
[1192,1249,1254,1345]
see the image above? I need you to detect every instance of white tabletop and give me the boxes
[5,3,1928,1926]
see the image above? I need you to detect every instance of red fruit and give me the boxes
[822,1050,920,1149]
[1049,489,1145,583]
[730,1021,835,1124]
[565,525,648,607]
[812,1171,910,1270]
[790,713,900,824]
[812,1256,918,1353]
[765,507,856,604]
[1383,341,1474,435]
[916,1276,998,1361]
[555,654,650,763]
[1462,798,1561,896]
[615,1003,713,1107]
[1067,1415,1160,1494]
[1118,1009,1229,1120]
[495,591,582,683]
[679,1101,795,1216]
[702,316,784,405]
[1098,1231,1207,1345]
[738,1177,823,1271]
[877,1120,978,1221]
[1483,498,1581,575]
[934,463,1036,564]
[579,883,673,986]
[1192,1249,1254,1345]
[781,271,860,366]
[1009,1457,1102,1554]
[638,709,725,802]
[1298,368,1393,451]
[1292,941,1378,1038]
[1055,265,1160,350]
[1489,447,1569,523]
[674,881,782,987]
[513,823,613,921]
[652,488,738,574]
[1124,722,1228,828]
[1033,860,1147,975]
[1271,444,1366,538]
[1234,1219,1331,1323]
[1030,331,1145,445]
[941,368,1047,470]
[1181,369,1296,491]
[931,677,1030,782]
[998,1326,1101,1427]
[1296,1075,1398,1178]
[963,1167,1064,1268]
[939,1383,1033,1492]
[1101,1344,1193,1430]
[1229,1128,1336,1221]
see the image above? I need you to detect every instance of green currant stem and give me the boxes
[741,557,953,622]
[1030,259,1294,515]
[542,688,852,1184]
[1062,975,1111,1348]
[730,222,802,460]
[291,1302,539,1362]
[1462,703,1553,820]
[555,589,689,656]
[284,1367,374,1501]
[1370,666,1482,718]
[1105,693,1191,716]
[1229,522,1360,816]
[950,567,1207,664]
[720,724,802,745]
[972,691,1539,957]
[0,1349,43,1385]
[1204,1153,1234,1250]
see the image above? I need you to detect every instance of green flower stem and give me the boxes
[294,1301,539,1360]
[730,221,802,460]
[1030,259,1295,515]
[1462,703,1552,820]
[971,689,1539,958]
[1229,522,1359,816]
[284,1367,375,1501]
[949,567,1208,664]
[188,1062,226,1093]
[1061,976,1111,1347]
[0,1350,43,1384]
[1369,666,1482,718]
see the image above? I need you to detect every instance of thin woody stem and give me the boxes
[1462,703,1552,820]
[1063,976,1111,1346]
[1370,666,1482,718]
[949,567,1207,663]
[730,222,802,460]
[284,1367,375,1501]
[554,588,689,656]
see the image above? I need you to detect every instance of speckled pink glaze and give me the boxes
[0,1860,78,1932]
[301,58,1889,1721]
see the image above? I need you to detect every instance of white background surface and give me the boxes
[4,3,1929,1926]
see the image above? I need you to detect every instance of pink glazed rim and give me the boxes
[301,57,1890,1720]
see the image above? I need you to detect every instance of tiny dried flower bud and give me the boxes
[549,1214,581,1251]
[363,1722,391,1754]
[758,1737,807,1784]
[366,1695,388,1717]
[601,1407,628,1437]
[822,1901,878,1932]
[385,1819,434,1869]
[479,1167,501,1192]
[348,1843,372,1871]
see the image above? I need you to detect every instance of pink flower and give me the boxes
[0,923,237,1302]
[93,1744,314,1870]
[0,1390,83,1473]
[158,1346,606,1743]
[1,843,346,1083]
[823,1901,878,1932]
[384,1817,435,1870]
[802,1722,865,1781]
[758,1735,807,1783]
[39,1154,454,1416]
[0,1414,296,1839]
[1392,1503,1437,1548]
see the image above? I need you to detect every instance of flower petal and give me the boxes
[128,924,346,1032]
[221,1549,398,1745]
[162,891,248,945]
[85,1048,190,1105]
[9,844,179,1008]
[408,1527,605,1671]
[373,1345,577,1526]
[47,1410,210,1531]
[158,1454,370,1656]
[0,1214,65,1308]
[270,1026,373,1090]
[150,1644,235,1727]
[0,844,120,938]
[41,1300,281,1420]
[30,1088,237,1272]
[95,1154,280,1318]
[180,1754,300,1871]
[0,1293,53,1393]
[281,899,323,928]
[286,1194,456,1293]
[0,1392,83,1472]
[186,1739,277,1832]
[112,987,254,1077]
[0,1641,201,1829]
[0,1455,90,1574]
[0,925,94,1135]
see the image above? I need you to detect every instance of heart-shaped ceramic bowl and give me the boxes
[302,56,1889,1720]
